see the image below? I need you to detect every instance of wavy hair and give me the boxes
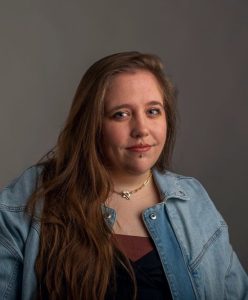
[27,51,177,299]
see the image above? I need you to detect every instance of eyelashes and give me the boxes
[112,111,130,120]
[147,108,162,116]
[111,108,163,121]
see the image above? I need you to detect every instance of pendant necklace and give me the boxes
[113,171,152,200]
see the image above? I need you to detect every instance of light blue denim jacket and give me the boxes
[0,166,247,299]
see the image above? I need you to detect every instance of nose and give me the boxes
[130,114,149,139]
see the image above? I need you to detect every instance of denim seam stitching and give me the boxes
[31,221,40,235]
[224,250,233,300]
[190,222,227,271]
[224,249,233,279]
[0,204,26,212]
[0,234,22,260]
[3,259,19,300]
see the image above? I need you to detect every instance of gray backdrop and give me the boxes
[0,1,247,271]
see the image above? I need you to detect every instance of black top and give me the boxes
[105,249,172,300]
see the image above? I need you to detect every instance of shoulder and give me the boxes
[153,168,225,224]
[153,169,214,202]
[154,169,228,258]
[0,165,43,249]
[0,166,42,299]
[0,165,43,208]
[0,165,43,238]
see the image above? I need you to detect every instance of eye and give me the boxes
[112,111,130,120]
[147,108,162,117]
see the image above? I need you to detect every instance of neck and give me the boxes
[109,169,152,191]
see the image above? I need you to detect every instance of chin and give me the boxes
[124,161,155,175]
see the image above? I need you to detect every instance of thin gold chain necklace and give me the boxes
[113,171,152,200]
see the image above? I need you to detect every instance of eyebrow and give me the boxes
[106,101,164,113]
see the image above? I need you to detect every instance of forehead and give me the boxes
[105,70,163,105]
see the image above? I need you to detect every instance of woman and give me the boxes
[0,52,247,300]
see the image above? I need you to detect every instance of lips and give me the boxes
[126,144,152,153]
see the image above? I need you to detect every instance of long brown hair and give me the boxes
[27,51,177,299]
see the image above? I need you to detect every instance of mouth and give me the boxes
[126,144,152,153]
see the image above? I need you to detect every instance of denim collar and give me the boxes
[152,168,190,201]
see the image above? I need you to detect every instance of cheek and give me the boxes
[159,130,167,147]
[102,123,126,148]
[155,120,167,143]
[162,122,167,141]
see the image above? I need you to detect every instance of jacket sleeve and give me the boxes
[0,189,25,299]
[0,167,41,299]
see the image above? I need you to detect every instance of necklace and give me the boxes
[113,171,152,200]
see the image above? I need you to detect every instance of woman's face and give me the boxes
[102,70,167,176]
